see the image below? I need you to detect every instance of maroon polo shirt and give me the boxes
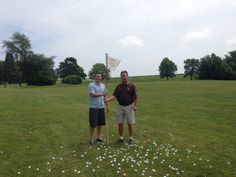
[113,82,137,106]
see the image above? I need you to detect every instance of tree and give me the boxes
[2,32,32,61]
[59,57,86,79]
[159,57,177,80]
[2,53,18,87]
[2,32,32,81]
[88,63,110,80]
[15,60,23,86]
[198,53,225,80]
[224,50,236,79]
[184,58,200,80]
[0,61,4,84]
[24,54,57,85]
[225,50,236,70]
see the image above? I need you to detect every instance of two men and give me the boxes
[88,71,138,145]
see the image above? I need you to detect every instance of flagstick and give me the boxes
[105,53,109,147]
[105,53,121,147]
[106,102,109,147]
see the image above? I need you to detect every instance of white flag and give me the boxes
[106,54,121,71]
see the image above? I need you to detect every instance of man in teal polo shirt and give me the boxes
[88,73,107,145]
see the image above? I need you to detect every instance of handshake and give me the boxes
[104,96,113,113]
[104,95,116,105]
[104,97,112,104]
[104,96,113,104]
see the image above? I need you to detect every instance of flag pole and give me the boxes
[105,53,109,147]
[104,53,121,147]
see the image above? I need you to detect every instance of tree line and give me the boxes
[0,32,235,86]
[0,32,110,86]
[159,51,236,80]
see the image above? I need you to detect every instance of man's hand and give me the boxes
[105,98,109,104]
[90,92,106,97]
[106,106,110,112]
[133,106,137,112]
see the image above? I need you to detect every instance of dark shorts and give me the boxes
[89,108,105,128]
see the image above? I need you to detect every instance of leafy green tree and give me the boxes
[184,58,200,80]
[225,50,236,70]
[88,63,110,80]
[0,61,4,84]
[159,57,177,80]
[224,50,236,79]
[24,54,57,85]
[2,53,18,87]
[198,53,225,80]
[2,32,32,61]
[15,60,23,86]
[2,32,32,81]
[59,57,86,79]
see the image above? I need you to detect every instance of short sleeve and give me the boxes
[88,83,95,94]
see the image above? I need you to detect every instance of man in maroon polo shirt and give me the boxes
[106,70,138,144]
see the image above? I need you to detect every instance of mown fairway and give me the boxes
[0,77,235,177]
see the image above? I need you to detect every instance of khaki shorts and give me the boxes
[116,104,135,124]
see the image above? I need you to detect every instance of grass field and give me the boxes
[0,76,236,177]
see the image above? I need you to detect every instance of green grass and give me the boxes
[0,78,235,177]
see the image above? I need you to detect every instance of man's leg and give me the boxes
[89,127,95,144]
[96,108,105,142]
[127,123,135,144]
[126,104,135,144]
[116,105,124,143]
[128,124,133,137]
[97,125,102,139]
[118,123,124,137]
[89,108,97,144]
[116,123,124,143]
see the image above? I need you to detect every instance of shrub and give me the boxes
[61,75,82,84]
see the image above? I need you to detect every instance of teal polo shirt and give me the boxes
[88,82,106,108]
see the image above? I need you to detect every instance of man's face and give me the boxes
[95,74,102,82]
[120,72,128,83]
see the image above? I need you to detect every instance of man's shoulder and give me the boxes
[89,82,106,89]
[88,82,95,87]
[128,82,136,88]
[100,82,105,87]
[115,83,123,89]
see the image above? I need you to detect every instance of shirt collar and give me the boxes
[94,81,101,86]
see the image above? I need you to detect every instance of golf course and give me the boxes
[0,75,235,177]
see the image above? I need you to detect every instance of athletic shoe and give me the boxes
[96,138,104,142]
[128,139,134,145]
[89,140,95,145]
[116,138,124,144]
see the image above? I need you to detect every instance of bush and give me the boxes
[24,54,57,86]
[61,75,82,84]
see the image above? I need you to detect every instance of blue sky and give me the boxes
[1,0,236,77]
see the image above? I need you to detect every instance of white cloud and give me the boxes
[118,36,144,47]
[1,0,236,76]
[226,36,236,45]
[158,0,232,23]
[185,29,212,40]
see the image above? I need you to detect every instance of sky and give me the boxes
[0,0,236,77]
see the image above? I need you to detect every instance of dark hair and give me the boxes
[95,73,101,76]
[120,70,128,76]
